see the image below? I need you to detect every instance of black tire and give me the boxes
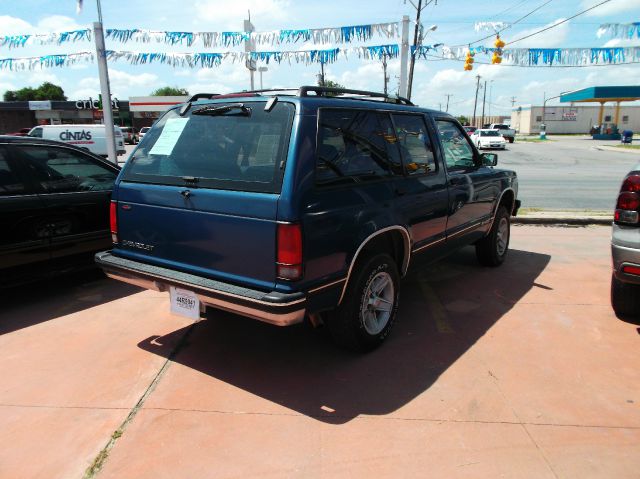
[508,137,514,143]
[476,206,510,267]
[611,274,640,317]
[326,253,400,352]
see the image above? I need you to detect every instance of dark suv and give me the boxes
[96,87,520,351]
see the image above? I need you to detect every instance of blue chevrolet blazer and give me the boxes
[96,86,519,352]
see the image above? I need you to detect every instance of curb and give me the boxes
[513,216,612,226]
[592,145,640,155]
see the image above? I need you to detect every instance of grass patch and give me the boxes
[615,144,640,149]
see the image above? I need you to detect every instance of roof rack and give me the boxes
[187,87,414,106]
[298,86,413,105]
[187,93,221,102]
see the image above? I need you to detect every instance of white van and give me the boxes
[27,124,126,159]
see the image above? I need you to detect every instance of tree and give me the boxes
[150,86,189,96]
[3,82,67,101]
[317,79,345,97]
[456,115,470,125]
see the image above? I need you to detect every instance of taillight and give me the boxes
[622,264,640,276]
[614,173,640,225]
[110,201,118,243]
[277,223,302,280]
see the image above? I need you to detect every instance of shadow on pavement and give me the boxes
[0,269,142,335]
[138,247,550,424]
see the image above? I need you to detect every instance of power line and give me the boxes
[506,0,613,45]
[449,0,554,48]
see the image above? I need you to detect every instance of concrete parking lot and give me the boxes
[1,225,639,478]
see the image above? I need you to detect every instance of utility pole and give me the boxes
[399,15,410,97]
[406,0,422,100]
[382,54,389,95]
[472,74,481,127]
[318,61,325,86]
[244,12,256,90]
[481,80,487,127]
[445,94,452,112]
[93,0,117,164]
[511,96,517,107]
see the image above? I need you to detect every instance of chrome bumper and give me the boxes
[95,251,306,326]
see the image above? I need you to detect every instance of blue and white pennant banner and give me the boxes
[597,23,640,39]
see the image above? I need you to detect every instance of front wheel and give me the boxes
[476,206,510,266]
[326,254,400,352]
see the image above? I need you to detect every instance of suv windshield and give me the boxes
[122,101,294,193]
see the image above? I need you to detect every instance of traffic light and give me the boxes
[464,50,474,71]
[492,35,505,64]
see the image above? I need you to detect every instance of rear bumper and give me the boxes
[95,251,306,326]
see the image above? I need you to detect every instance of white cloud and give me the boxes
[507,18,570,48]
[603,38,640,47]
[36,15,87,32]
[581,0,640,16]
[0,16,33,35]
[193,0,291,27]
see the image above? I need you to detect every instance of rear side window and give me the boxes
[122,101,294,194]
[316,109,402,186]
[0,149,27,196]
[391,114,436,176]
[14,146,116,193]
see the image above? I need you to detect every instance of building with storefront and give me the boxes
[0,98,132,134]
[512,86,640,136]
[128,96,188,130]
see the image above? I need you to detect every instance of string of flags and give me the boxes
[597,22,640,39]
[1,44,637,71]
[0,22,399,49]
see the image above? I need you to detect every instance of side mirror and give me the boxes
[481,153,497,166]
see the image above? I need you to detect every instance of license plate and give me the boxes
[169,286,200,320]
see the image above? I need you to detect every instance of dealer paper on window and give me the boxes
[149,118,189,156]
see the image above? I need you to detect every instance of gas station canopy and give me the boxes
[560,86,640,103]
[560,86,640,139]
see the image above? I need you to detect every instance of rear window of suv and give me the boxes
[122,101,294,193]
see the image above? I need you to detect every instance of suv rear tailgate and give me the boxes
[113,181,279,290]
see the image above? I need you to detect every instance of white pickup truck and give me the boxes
[488,124,515,143]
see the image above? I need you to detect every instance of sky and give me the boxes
[0,0,639,117]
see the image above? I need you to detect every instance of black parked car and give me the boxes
[0,136,119,286]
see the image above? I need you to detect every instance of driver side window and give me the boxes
[435,120,476,169]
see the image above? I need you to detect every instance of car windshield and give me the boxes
[480,130,501,137]
[122,101,294,193]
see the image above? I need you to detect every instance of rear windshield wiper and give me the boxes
[192,103,252,117]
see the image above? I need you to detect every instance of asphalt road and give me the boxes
[121,135,640,211]
[497,136,638,211]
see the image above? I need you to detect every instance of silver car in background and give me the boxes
[611,162,640,317]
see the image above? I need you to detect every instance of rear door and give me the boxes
[0,145,51,285]
[114,101,295,291]
[11,144,118,273]
[390,113,448,257]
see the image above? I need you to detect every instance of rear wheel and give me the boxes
[611,274,640,317]
[326,254,399,352]
[476,206,510,267]
[508,137,514,143]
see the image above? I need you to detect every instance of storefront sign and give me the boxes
[75,96,120,110]
[28,100,51,110]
